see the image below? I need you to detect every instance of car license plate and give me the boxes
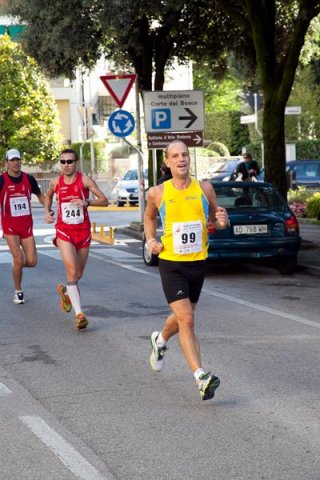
[233,224,268,235]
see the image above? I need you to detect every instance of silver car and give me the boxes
[112,169,148,207]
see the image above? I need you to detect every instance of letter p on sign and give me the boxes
[151,109,171,129]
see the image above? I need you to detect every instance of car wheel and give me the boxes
[278,255,297,275]
[142,236,159,266]
[117,201,125,207]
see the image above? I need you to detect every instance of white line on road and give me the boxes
[0,382,12,396]
[19,416,114,480]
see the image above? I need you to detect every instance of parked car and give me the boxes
[142,181,301,274]
[200,157,243,182]
[258,160,320,189]
[112,169,148,206]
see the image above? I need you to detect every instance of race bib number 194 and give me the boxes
[173,221,202,254]
[10,196,30,217]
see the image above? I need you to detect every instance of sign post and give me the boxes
[100,73,145,222]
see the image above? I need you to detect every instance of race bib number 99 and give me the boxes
[173,221,202,254]
[10,196,30,217]
[61,202,84,224]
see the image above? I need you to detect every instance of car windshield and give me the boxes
[213,184,285,210]
[123,170,138,181]
[207,160,239,174]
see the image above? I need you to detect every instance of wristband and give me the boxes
[86,199,90,207]
[147,238,157,246]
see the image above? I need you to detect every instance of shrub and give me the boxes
[306,192,320,219]
[206,141,230,156]
[287,186,314,204]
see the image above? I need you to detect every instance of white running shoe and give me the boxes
[13,291,24,304]
[150,331,167,372]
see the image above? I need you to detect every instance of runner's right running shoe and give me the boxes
[13,291,24,305]
[150,331,167,371]
[57,284,72,313]
[75,312,88,330]
[198,372,220,401]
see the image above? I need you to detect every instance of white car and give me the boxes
[112,169,148,206]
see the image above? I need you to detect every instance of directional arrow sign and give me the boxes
[143,90,204,133]
[100,73,137,108]
[108,109,135,138]
[147,131,204,149]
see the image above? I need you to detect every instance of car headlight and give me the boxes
[222,176,230,181]
[118,188,129,196]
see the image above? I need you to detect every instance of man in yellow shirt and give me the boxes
[144,140,229,400]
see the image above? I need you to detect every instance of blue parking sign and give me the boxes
[151,109,171,130]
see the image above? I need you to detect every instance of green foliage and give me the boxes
[71,141,107,174]
[306,192,320,219]
[296,140,320,159]
[0,35,63,165]
[287,186,314,204]
[205,111,250,155]
[206,141,229,156]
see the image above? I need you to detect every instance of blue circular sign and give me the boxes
[108,109,135,138]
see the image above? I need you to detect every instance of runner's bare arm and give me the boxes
[144,186,164,254]
[81,175,109,207]
[201,181,229,229]
[44,178,58,224]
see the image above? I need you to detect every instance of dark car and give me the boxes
[207,181,301,273]
[258,160,320,189]
[143,181,301,274]
[200,157,242,181]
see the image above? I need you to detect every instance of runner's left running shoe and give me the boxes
[198,372,220,401]
[75,312,88,330]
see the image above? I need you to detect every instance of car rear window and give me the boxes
[213,185,285,210]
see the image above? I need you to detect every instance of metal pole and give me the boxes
[152,149,157,186]
[123,138,145,224]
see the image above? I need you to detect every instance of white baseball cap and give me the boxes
[6,149,21,160]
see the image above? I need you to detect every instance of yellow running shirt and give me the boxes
[158,179,209,262]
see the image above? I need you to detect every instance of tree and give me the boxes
[214,0,320,198]
[0,35,63,165]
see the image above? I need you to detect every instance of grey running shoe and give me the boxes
[198,372,220,401]
[13,291,24,304]
[150,331,167,371]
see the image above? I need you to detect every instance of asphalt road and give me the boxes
[0,209,320,480]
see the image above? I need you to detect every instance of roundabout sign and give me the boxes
[108,109,135,138]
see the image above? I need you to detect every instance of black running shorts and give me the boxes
[158,259,206,305]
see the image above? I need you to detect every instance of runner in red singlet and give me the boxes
[0,149,45,304]
[45,148,109,330]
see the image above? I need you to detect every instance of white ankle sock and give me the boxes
[66,284,82,315]
[194,368,205,381]
[156,332,166,347]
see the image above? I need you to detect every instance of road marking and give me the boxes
[19,416,113,480]
[202,288,320,329]
[89,253,158,278]
[0,382,12,396]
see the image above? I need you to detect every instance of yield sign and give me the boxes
[100,73,137,108]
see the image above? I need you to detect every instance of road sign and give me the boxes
[143,90,204,133]
[147,131,203,149]
[108,110,135,138]
[285,106,301,115]
[240,114,256,124]
[100,73,137,108]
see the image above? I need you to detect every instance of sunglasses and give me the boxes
[60,159,76,165]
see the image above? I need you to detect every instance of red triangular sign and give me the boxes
[100,73,137,108]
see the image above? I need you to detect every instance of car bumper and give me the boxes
[207,236,301,260]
